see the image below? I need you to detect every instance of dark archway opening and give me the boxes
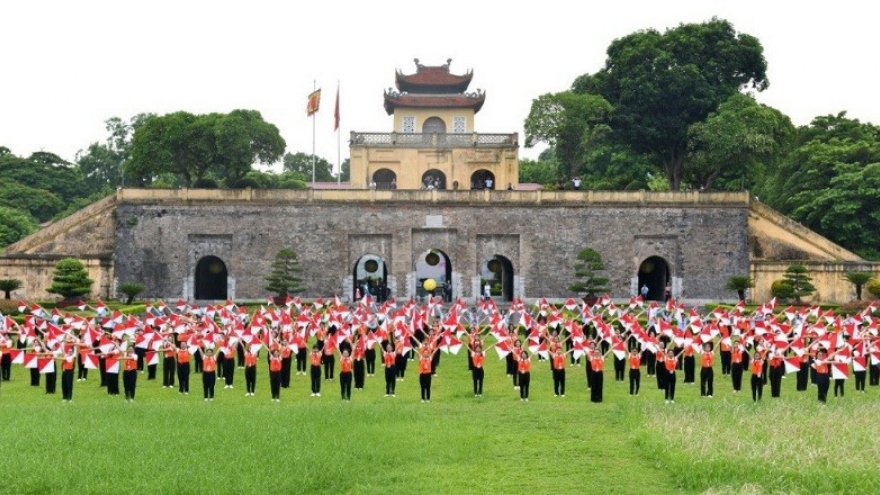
[637,256,670,301]
[481,255,514,301]
[372,168,397,190]
[353,255,388,302]
[421,169,447,190]
[471,169,496,190]
[415,249,452,301]
[195,256,228,300]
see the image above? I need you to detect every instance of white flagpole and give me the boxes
[337,80,341,185]
[312,79,316,184]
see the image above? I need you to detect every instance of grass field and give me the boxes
[1,353,878,495]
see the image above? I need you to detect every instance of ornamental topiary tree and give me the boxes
[844,271,874,301]
[781,264,816,303]
[0,278,23,299]
[46,258,94,300]
[568,247,609,298]
[725,275,753,302]
[867,279,880,299]
[264,248,303,298]
[117,282,145,304]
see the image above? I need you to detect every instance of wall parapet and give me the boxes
[116,188,751,208]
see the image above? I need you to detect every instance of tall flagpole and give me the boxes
[337,80,341,184]
[311,79,316,184]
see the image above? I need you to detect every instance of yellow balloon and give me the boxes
[423,279,437,291]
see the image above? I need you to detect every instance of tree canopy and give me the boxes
[126,110,285,187]
[582,18,767,191]
[283,152,336,182]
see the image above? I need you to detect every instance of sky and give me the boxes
[2,0,878,174]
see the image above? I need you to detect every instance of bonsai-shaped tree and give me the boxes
[46,258,94,300]
[725,275,753,302]
[264,248,304,298]
[844,271,874,301]
[772,264,816,303]
[568,247,609,298]
[118,282,145,304]
[867,279,880,299]
[0,278,23,299]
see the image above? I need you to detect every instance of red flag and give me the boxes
[307,89,321,116]
[333,85,340,131]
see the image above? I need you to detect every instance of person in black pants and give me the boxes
[796,353,810,391]
[122,348,139,402]
[471,346,485,397]
[383,343,396,397]
[353,341,366,390]
[590,350,607,403]
[750,354,765,402]
[176,342,190,395]
[699,342,714,398]
[309,346,322,397]
[269,349,282,402]
[244,349,257,396]
[339,350,353,401]
[222,345,235,389]
[664,349,678,404]
[364,338,376,377]
[162,340,175,388]
[769,351,784,398]
[201,348,217,401]
[853,351,867,393]
[76,342,89,382]
[518,351,532,401]
[814,349,831,403]
[551,348,566,397]
[60,347,77,402]
[105,347,121,396]
[281,342,292,388]
[628,349,641,396]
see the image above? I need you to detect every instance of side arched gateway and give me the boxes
[195,256,228,300]
[637,256,670,301]
[415,249,452,300]
[353,254,388,302]
[480,255,514,301]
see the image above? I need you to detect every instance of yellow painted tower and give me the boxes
[349,59,519,190]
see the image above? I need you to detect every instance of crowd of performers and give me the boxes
[1,296,878,405]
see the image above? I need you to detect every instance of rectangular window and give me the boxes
[402,116,415,133]
[453,116,467,134]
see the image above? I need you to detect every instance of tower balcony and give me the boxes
[350,131,518,149]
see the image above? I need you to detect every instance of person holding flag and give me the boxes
[60,345,77,402]
[177,341,190,395]
[269,348,283,402]
[222,339,236,389]
[201,347,217,401]
[122,347,138,402]
[750,349,765,403]
[161,338,175,389]
[518,350,532,401]
[628,348,641,396]
[244,347,258,397]
[768,350,784,398]
[699,342,714,398]
[339,349,353,401]
[309,345,323,397]
[418,345,438,403]
[813,348,831,404]
[471,343,485,397]
[383,342,397,397]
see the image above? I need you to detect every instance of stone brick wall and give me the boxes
[113,190,751,302]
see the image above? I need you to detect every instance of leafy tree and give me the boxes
[0,150,85,203]
[519,156,562,186]
[0,205,38,247]
[844,271,874,301]
[339,158,351,182]
[567,247,609,297]
[724,275,753,302]
[778,264,816,303]
[46,258,94,299]
[571,18,768,190]
[687,93,794,190]
[0,179,65,222]
[127,110,285,187]
[283,152,335,182]
[117,282,145,304]
[524,91,612,179]
[264,248,304,297]
[75,115,154,192]
[0,278,23,299]
[867,279,880,299]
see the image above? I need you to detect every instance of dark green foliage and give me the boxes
[844,271,874,300]
[264,248,304,297]
[568,247,609,296]
[117,282,145,304]
[230,177,261,189]
[725,275,754,301]
[0,278,23,299]
[46,258,94,299]
[283,152,335,182]
[773,264,816,302]
[0,205,38,247]
[192,178,219,189]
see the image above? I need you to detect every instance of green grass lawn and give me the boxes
[1,354,877,495]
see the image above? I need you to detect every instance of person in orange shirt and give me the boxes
[0,334,11,382]
[682,343,696,385]
[750,351,765,402]
[269,348,283,402]
[176,341,190,395]
[383,342,397,397]
[280,340,293,388]
[122,347,139,402]
[730,342,744,393]
[352,338,366,391]
[244,349,258,397]
[202,347,217,401]
[60,345,77,402]
[511,339,523,390]
[339,349,353,401]
[161,338,175,389]
[309,345,323,397]
[719,333,732,375]
[699,342,714,398]
[551,347,567,397]
[323,335,337,382]
[222,341,236,389]
[590,347,611,403]
[664,349,679,404]
[768,350,784,398]
[518,351,532,401]
[628,348,641,396]
[76,339,90,382]
[813,348,831,404]
[418,346,437,402]
[471,344,485,397]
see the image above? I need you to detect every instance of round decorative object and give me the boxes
[364,259,379,273]
[640,260,654,273]
[209,262,224,274]
[487,259,502,274]
[423,278,437,291]
[425,252,440,266]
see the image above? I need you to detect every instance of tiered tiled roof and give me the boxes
[385,59,485,115]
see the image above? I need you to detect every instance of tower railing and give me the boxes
[350,131,518,148]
